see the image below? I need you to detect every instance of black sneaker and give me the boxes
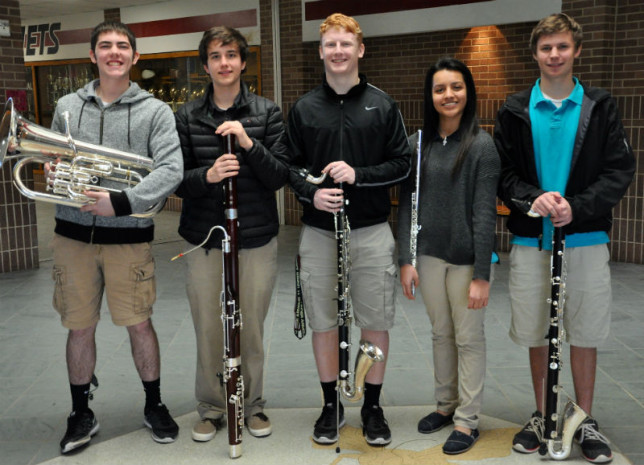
[361,405,392,446]
[512,411,544,454]
[60,409,100,454]
[144,403,179,443]
[313,402,345,444]
[576,418,613,464]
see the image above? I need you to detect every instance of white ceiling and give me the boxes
[18,0,167,21]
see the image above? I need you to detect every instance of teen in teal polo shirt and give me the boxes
[494,13,634,464]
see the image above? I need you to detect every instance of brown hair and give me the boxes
[530,13,583,55]
[198,25,248,67]
[90,21,136,53]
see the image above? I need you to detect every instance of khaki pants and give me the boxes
[417,255,490,430]
[184,237,278,419]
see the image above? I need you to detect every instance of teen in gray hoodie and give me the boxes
[49,21,183,454]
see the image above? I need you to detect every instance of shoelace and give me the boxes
[578,423,610,444]
[527,415,545,441]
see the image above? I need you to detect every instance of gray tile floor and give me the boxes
[0,203,643,464]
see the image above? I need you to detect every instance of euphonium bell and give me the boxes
[339,339,384,401]
[0,98,162,218]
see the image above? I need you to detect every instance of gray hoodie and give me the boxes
[51,79,182,243]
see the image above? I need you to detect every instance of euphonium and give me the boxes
[301,169,384,402]
[0,98,163,218]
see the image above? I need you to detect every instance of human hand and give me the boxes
[313,188,345,213]
[468,279,490,309]
[206,154,240,183]
[323,161,356,185]
[80,190,115,217]
[400,264,419,300]
[216,120,253,151]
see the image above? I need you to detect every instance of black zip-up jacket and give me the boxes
[494,83,634,239]
[175,82,289,249]
[287,74,411,230]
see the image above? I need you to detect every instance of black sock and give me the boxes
[70,383,91,413]
[142,378,161,412]
[321,381,337,406]
[363,382,382,409]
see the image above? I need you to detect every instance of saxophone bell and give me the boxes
[339,340,384,401]
[539,400,589,460]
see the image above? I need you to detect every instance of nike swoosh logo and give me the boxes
[365,106,377,111]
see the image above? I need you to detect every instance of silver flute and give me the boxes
[409,130,423,296]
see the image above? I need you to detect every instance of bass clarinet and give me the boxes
[539,227,588,460]
[220,133,244,459]
[301,169,384,401]
[409,129,423,296]
[301,169,384,450]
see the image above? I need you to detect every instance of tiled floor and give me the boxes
[0,203,642,464]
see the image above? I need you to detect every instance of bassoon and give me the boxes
[221,133,244,459]
[170,134,244,458]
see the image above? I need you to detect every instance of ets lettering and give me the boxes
[22,23,61,56]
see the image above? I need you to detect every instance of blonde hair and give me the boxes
[530,13,583,54]
[319,13,363,44]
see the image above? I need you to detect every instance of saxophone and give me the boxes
[300,169,384,402]
[538,227,588,460]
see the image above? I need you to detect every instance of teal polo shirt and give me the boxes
[512,78,609,250]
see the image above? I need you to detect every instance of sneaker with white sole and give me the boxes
[144,403,179,444]
[576,418,613,464]
[313,403,345,444]
[246,412,272,437]
[192,417,219,442]
[512,411,544,453]
[361,405,392,446]
[60,409,100,454]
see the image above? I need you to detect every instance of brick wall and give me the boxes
[0,0,39,272]
[279,0,644,264]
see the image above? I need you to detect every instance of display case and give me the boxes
[24,46,261,127]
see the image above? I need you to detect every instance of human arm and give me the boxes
[113,103,183,216]
[471,133,501,282]
[352,103,411,187]
[563,96,635,226]
[493,103,546,216]
[397,132,418,299]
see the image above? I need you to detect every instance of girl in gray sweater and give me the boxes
[397,57,500,455]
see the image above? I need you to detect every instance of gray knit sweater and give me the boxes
[50,80,183,243]
[397,129,500,281]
